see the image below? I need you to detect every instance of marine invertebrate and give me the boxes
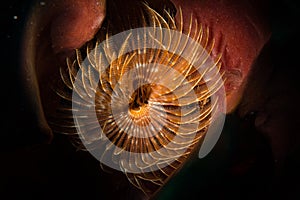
[19,0,273,199]
[52,4,225,197]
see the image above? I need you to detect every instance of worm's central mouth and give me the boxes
[128,84,152,126]
[129,84,152,112]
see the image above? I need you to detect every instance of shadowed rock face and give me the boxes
[16,0,294,199]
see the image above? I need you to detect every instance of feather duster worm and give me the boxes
[51,4,226,197]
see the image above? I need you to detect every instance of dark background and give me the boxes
[1,0,300,199]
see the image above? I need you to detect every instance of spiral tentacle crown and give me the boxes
[54,4,226,195]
